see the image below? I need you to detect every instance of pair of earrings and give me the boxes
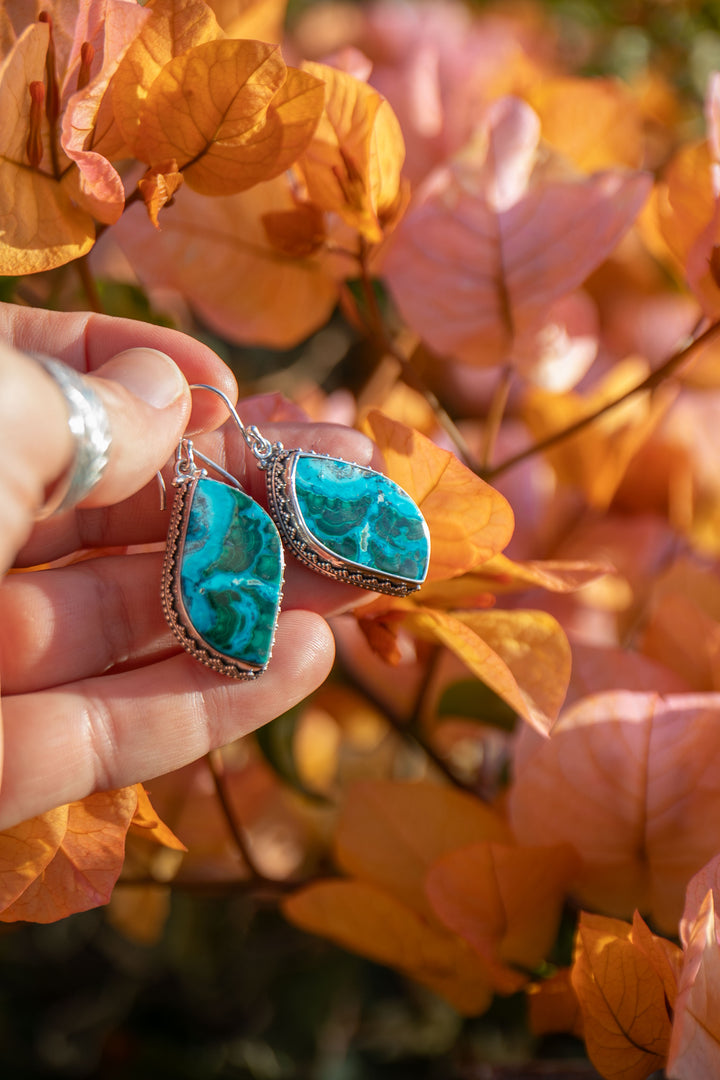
[162,386,431,679]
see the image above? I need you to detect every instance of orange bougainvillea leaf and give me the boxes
[571,912,674,1080]
[334,779,510,920]
[284,879,496,1015]
[109,0,222,153]
[0,804,69,912]
[526,76,644,171]
[0,788,138,923]
[521,358,677,511]
[113,175,340,346]
[527,968,584,1038]
[668,891,720,1079]
[296,61,405,243]
[383,96,651,371]
[425,842,578,980]
[363,411,514,581]
[261,200,326,257]
[207,0,287,42]
[510,690,720,934]
[128,785,187,851]
[0,22,95,273]
[137,159,184,228]
[400,607,569,734]
[133,40,324,195]
[59,0,149,224]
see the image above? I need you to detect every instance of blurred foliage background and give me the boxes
[3,0,719,1077]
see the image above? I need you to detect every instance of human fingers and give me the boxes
[0,549,364,695]
[15,420,377,567]
[0,342,191,572]
[0,611,335,829]
[0,304,236,433]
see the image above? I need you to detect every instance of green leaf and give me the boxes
[436,678,518,732]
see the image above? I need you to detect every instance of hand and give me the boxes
[0,305,373,830]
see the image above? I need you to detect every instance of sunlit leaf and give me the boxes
[296,61,405,243]
[110,0,222,153]
[572,911,673,1080]
[0,23,95,273]
[510,690,720,933]
[363,411,514,581]
[0,789,138,922]
[335,779,510,919]
[668,891,720,1079]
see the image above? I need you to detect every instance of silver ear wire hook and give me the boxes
[189,383,279,462]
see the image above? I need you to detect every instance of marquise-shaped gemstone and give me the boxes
[177,478,283,672]
[289,454,430,587]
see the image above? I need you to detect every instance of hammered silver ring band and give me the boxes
[33,355,112,520]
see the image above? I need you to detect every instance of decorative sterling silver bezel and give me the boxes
[264,448,430,597]
[162,476,283,679]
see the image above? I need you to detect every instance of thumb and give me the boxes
[0,345,190,571]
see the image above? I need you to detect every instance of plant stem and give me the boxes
[483,319,720,481]
[205,749,277,886]
[481,364,513,470]
[337,657,482,797]
[74,255,103,313]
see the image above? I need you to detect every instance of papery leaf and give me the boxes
[335,779,510,919]
[527,77,643,171]
[0,23,95,272]
[572,912,672,1080]
[527,969,584,1038]
[207,0,287,42]
[0,805,68,911]
[510,690,720,933]
[134,40,323,195]
[402,607,567,734]
[110,0,222,153]
[383,96,651,370]
[59,0,149,223]
[284,879,495,1015]
[129,785,186,851]
[261,201,326,257]
[137,160,184,228]
[297,61,405,242]
[630,910,682,1012]
[0,789,138,922]
[426,842,577,980]
[363,411,514,581]
[112,177,340,346]
[680,853,720,947]
[668,892,720,1078]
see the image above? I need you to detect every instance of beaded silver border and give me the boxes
[264,448,429,597]
[161,476,284,679]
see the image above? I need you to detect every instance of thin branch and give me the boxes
[74,255,103,313]
[205,749,277,887]
[337,657,482,797]
[481,364,513,470]
[483,319,720,481]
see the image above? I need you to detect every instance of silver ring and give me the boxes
[33,355,112,520]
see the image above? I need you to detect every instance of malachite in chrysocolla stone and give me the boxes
[180,478,283,669]
[291,455,430,584]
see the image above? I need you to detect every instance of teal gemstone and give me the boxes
[291,456,430,585]
[180,478,283,669]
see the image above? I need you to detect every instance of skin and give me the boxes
[0,305,374,830]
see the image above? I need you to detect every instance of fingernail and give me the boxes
[96,348,187,409]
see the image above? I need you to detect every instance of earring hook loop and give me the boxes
[189,383,277,462]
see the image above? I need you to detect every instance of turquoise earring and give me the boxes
[162,438,284,679]
[191,386,431,597]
